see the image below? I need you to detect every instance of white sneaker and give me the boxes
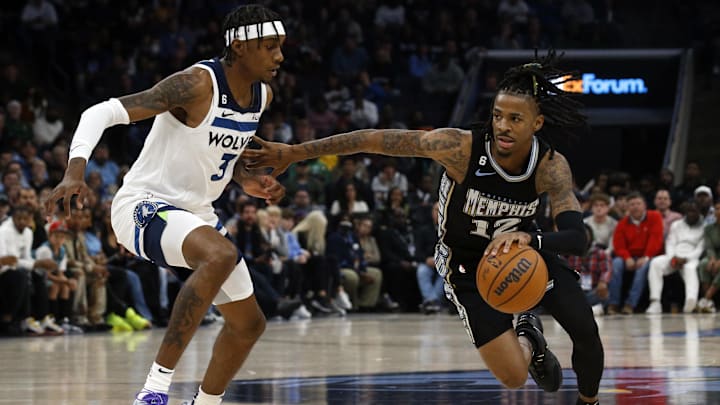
[683,298,697,314]
[698,298,716,313]
[61,318,84,334]
[336,289,352,310]
[290,304,312,320]
[23,317,45,334]
[646,301,662,314]
[591,304,605,316]
[41,315,64,334]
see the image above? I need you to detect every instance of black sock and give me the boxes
[49,299,58,319]
[59,299,72,320]
[576,398,599,405]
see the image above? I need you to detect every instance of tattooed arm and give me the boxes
[43,67,213,217]
[532,152,586,255]
[245,128,474,182]
[535,152,581,217]
[119,67,212,125]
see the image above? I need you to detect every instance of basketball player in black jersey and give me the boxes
[245,52,604,405]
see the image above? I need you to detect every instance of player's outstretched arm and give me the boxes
[533,152,587,256]
[244,128,473,182]
[43,67,211,218]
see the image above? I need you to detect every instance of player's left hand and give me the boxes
[242,175,285,205]
[484,231,532,257]
[244,137,295,177]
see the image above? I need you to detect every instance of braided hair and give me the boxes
[221,5,283,63]
[480,49,587,157]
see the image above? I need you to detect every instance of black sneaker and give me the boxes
[515,312,562,392]
[276,298,303,319]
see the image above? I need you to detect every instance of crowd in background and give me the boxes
[1,0,720,336]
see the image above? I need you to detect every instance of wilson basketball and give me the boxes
[476,244,548,314]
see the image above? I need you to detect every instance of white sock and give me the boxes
[193,386,224,405]
[143,361,174,394]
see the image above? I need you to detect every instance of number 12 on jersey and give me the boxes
[211,153,238,181]
[471,217,522,239]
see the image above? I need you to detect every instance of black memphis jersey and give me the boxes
[435,129,549,277]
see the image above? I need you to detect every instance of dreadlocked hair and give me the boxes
[479,49,587,157]
[221,5,282,62]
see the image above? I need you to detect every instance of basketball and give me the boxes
[476,244,548,314]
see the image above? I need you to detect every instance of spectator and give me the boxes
[497,0,530,25]
[306,96,338,138]
[583,192,617,253]
[561,0,595,26]
[371,159,408,209]
[344,84,379,129]
[566,225,612,316]
[698,201,720,312]
[277,208,312,319]
[415,202,443,314]
[331,35,369,83]
[86,143,120,191]
[374,0,405,28]
[674,162,705,206]
[0,205,62,334]
[608,192,664,314]
[5,100,33,147]
[654,189,682,239]
[292,210,349,315]
[34,221,80,332]
[326,215,382,312]
[32,104,64,148]
[323,73,350,114]
[64,206,108,329]
[330,182,370,218]
[0,193,9,223]
[694,185,716,225]
[284,161,326,206]
[378,207,422,311]
[421,53,465,96]
[646,201,705,313]
[326,156,374,212]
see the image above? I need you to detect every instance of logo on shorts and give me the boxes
[133,201,159,228]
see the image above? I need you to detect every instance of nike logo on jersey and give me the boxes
[475,169,496,177]
[221,111,234,117]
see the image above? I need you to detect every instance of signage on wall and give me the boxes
[553,73,649,95]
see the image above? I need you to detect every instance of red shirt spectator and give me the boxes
[613,209,664,260]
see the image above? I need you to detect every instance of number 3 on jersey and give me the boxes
[211,153,238,181]
[471,217,522,239]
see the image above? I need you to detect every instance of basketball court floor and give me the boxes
[1,312,719,404]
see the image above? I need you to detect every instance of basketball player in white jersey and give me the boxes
[44,5,286,405]
[245,51,605,405]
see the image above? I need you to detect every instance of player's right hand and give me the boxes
[43,175,89,221]
[244,137,295,177]
[43,157,90,220]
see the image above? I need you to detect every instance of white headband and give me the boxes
[224,21,286,46]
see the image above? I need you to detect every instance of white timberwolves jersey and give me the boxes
[115,59,266,218]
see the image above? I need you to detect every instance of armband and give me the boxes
[69,98,130,162]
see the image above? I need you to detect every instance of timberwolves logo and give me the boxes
[133,201,159,228]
